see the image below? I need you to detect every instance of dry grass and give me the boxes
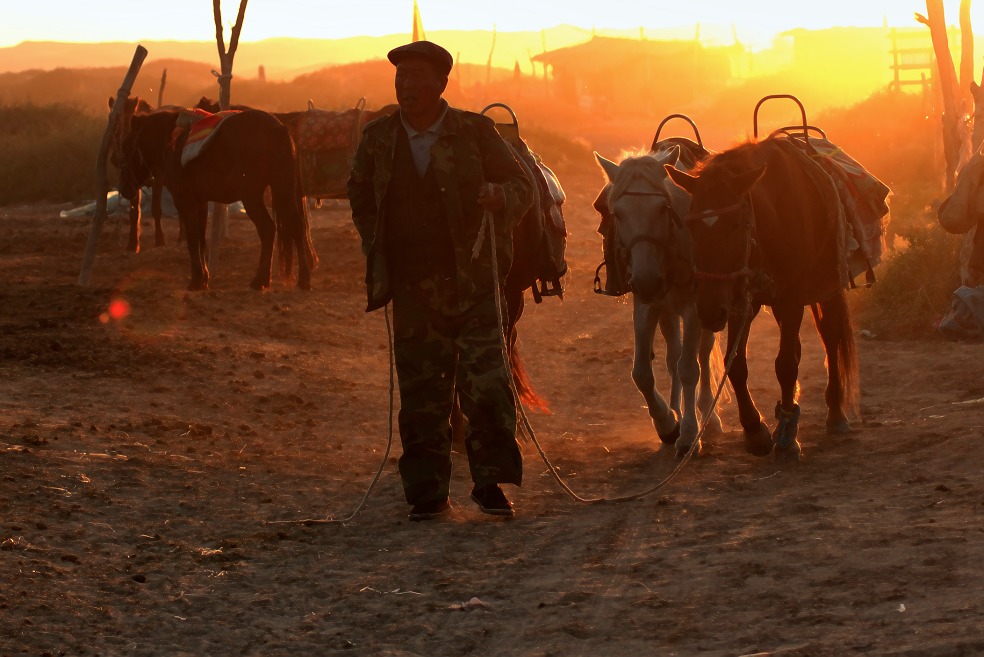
[0,103,104,205]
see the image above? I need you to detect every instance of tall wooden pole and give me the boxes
[210,0,248,266]
[78,45,148,287]
[157,68,167,108]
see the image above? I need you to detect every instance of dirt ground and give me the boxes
[1,164,982,657]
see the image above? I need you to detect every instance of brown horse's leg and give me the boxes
[814,292,857,433]
[151,180,166,247]
[728,305,772,456]
[242,194,276,290]
[181,201,209,291]
[126,187,141,253]
[772,303,805,458]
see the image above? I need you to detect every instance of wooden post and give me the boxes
[77,45,148,287]
[157,68,167,108]
[210,0,248,266]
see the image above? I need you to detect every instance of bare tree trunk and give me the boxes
[918,0,971,191]
[209,0,248,266]
[78,45,148,287]
[959,0,973,107]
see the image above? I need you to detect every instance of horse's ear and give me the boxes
[733,165,767,193]
[594,152,620,183]
[108,96,115,110]
[665,164,698,193]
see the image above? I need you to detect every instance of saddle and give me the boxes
[173,108,241,166]
[772,134,890,288]
[491,114,569,303]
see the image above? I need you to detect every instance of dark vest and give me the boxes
[384,126,457,290]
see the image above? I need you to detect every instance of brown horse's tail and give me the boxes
[509,330,549,413]
[813,290,860,416]
[272,129,318,284]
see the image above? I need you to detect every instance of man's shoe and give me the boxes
[408,498,451,521]
[470,484,514,517]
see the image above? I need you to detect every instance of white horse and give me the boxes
[595,145,724,456]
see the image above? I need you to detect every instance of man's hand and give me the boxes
[477,182,505,212]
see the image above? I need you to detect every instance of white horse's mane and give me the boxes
[609,148,684,206]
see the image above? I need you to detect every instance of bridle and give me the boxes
[610,188,692,287]
[685,195,760,284]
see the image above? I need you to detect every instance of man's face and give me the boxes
[394,57,447,118]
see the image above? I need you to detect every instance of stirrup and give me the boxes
[593,261,627,297]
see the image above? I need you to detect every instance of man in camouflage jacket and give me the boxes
[347,40,533,520]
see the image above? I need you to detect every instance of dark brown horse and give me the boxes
[119,108,317,291]
[666,138,858,459]
[109,96,171,252]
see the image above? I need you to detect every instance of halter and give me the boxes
[609,187,693,288]
[685,195,759,284]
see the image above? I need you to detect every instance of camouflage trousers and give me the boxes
[391,287,522,505]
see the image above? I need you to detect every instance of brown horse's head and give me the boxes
[108,96,152,169]
[118,110,177,200]
[666,154,765,332]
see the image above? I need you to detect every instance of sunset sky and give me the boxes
[1,1,970,49]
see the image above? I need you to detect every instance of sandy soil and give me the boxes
[1,165,982,657]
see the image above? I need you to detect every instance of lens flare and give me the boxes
[108,298,131,320]
[102,269,184,344]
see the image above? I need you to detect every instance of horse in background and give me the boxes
[108,96,172,252]
[595,144,724,456]
[939,143,984,286]
[666,138,859,460]
[119,108,317,291]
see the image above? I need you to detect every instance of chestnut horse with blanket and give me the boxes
[119,108,317,291]
[666,138,858,459]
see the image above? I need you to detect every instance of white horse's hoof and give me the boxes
[675,438,701,458]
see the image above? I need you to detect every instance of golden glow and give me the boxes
[1,1,966,48]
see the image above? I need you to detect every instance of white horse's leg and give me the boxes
[632,299,678,444]
[675,307,703,456]
[697,327,725,437]
[658,313,682,415]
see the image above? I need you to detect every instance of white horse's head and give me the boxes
[595,145,692,302]
[940,146,984,234]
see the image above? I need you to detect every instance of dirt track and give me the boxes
[1,165,983,656]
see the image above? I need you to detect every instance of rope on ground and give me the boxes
[267,305,396,525]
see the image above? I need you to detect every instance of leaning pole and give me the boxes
[77,45,148,287]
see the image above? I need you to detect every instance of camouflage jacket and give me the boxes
[347,107,533,312]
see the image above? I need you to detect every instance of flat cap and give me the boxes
[387,40,453,76]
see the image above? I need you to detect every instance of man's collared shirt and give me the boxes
[400,99,449,177]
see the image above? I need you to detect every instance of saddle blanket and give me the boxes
[775,135,891,286]
[295,106,392,198]
[177,109,240,166]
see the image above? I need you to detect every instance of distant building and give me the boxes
[532,36,734,114]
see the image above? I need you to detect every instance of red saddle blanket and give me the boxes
[293,107,394,199]
[175,109,241,166]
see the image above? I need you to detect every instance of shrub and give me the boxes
[0,103,105,205]
[852,218,964,339]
